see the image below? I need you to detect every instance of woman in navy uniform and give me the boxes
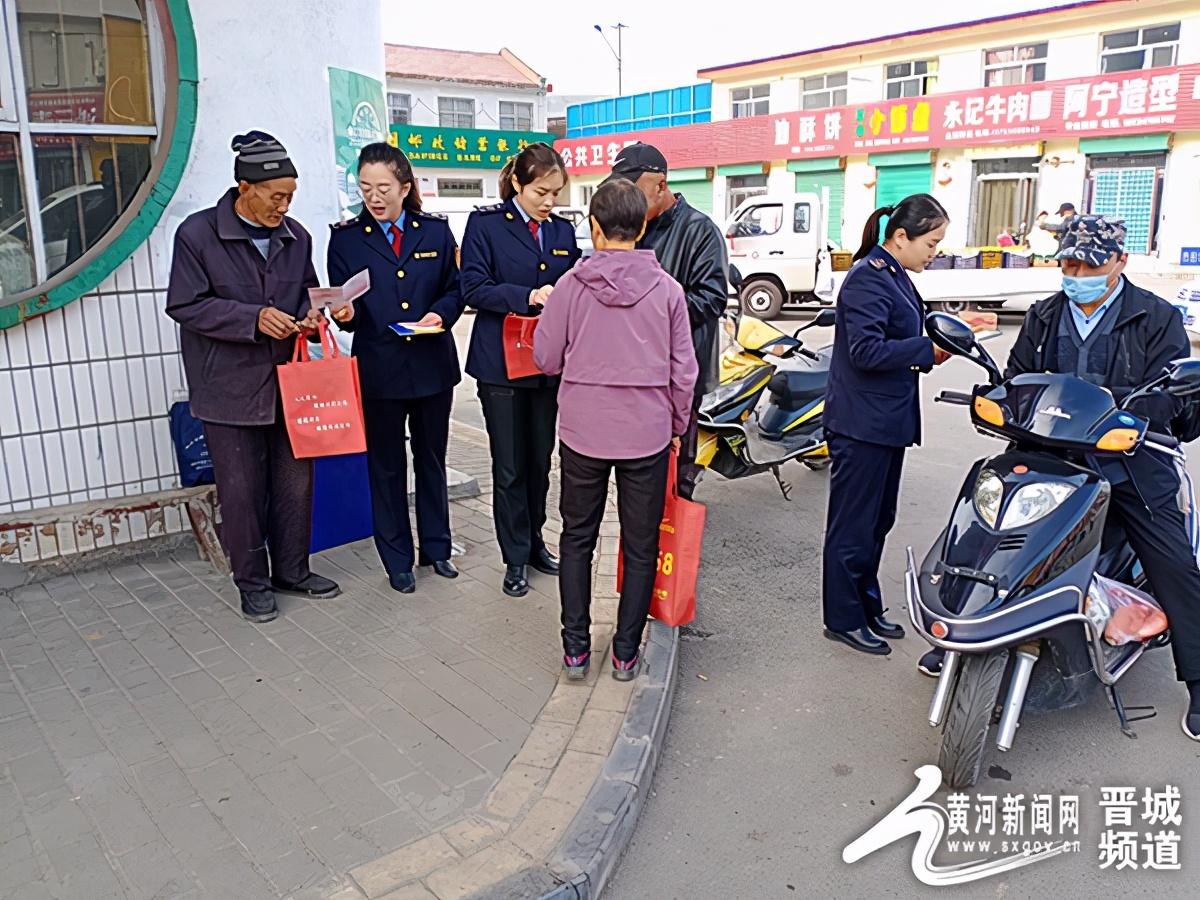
[328,143,465,594]
[821,193,951,656]
[460,143,581,597]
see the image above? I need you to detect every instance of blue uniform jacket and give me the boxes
[327,209,464,400]
[460,198,581,387]
[824,244,935,447]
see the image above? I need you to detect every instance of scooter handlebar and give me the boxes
[935,391,974,406]
[1146,430,1181,450]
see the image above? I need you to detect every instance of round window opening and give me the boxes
[0,0,186,306]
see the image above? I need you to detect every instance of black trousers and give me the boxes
[676,396,703,501]
[1107,478,1200,683]
[478,382,558,565]
[559,443,670,660]
[363,391,453,576]
[203,417,313,594]
[822,433,906,632]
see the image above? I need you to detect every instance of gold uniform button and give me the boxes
[365,225,372,233]
[505,212,514,220]
[539,262,547,271]
[405,336,412,342]
[412,220,420,228]
[401,302,409,310]
[397,270,405,278]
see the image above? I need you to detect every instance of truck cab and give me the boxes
[725,192,826,319]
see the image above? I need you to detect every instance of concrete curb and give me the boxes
[478,619,679,900]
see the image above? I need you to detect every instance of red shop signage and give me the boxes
[556,64,1200,175]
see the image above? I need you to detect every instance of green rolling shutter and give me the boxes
[676,180,713,215]
[794,170,844,247]
[874,164,932,211]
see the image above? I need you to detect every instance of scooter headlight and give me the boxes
[973,470,1004,528]
[1000,481,1076,530]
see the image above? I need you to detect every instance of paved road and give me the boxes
[607,317,1200,900]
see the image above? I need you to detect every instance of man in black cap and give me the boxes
[166,131,340,623]
[1036,201,1078,251]
[606,142,728,499]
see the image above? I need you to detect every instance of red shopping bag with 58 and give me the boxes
[277,319,367,458]
[617,450,706,627]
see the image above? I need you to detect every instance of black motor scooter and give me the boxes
[908,313,1200,788]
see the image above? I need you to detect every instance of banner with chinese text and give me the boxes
[328,67,389,219]
[556,64,1200,175]
[389,124,555,169]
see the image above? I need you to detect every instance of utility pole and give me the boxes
[594,23,629,96]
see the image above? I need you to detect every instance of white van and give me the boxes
[725,192,827,318]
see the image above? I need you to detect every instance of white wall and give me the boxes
[0,0,383,547]
[931,150,973,248]
[1159,134,1200,266]
[1033,139,1087,222]
[841,156,877,251]
[935,50,980,93]
[388,77,546,132]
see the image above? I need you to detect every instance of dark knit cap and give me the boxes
[231,131,298,183]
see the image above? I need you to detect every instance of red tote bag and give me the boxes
[503,313,543,380]
[617,450,706,627]
[277,318,367,458]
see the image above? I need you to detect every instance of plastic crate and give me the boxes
[1004,252,1032,269]
[980,250,1004,269]
[830,251,853,272]
[926,254,953,270]
[953,253,980,270]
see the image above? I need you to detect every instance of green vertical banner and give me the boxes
[328,67,388,219]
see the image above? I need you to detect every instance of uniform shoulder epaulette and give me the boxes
[475,203,506,214]
[867,257,888,270]
[330,213,363,231]
[418,210,447,221]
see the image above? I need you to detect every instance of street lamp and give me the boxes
[594,23,628,96]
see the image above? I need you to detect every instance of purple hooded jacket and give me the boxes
[533,249,698,460]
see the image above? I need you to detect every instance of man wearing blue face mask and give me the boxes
[918,215,1200,742]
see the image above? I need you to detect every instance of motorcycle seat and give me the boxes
[768,366,828,412]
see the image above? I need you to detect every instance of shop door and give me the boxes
[970,158,1037,246]
[1087,153,1166,254]
[874,164,931,213]
[795,170,844,247]
[676,180,714,216]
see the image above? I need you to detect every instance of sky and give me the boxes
[382,0,1074,99]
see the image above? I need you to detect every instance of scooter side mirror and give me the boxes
[812,308,836,329]
[925,311,1003,384]
[1165,358,1200,397]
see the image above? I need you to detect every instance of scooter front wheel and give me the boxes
[939,649,1010,790]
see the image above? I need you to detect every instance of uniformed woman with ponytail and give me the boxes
[821,193,951,657]
[327,143,464,595]
[459,143,581,598]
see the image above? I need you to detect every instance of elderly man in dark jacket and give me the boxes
[606,143,728,499]
[920,215,1200,741]
[166,132,339,623]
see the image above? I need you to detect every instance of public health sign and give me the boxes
[388,123,555,169]
[556,63,1200,174]
[328,67,389,220]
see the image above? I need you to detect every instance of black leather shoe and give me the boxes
[389,571,416,594]
[868,614,905,640]
[426,559,459,579]
[503,564,530,597]
[823,627,892,656]
[271,573,341,599]
[918,648,946,678]
[530,548,559,577]
[1183,711,1200,742]
[240,590,279,624]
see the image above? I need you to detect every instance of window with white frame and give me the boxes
[801,72,847,110]
[1100,23,1179,74]
[983,42,1047,87]
[886,60,936,99]
[499,101,533,131]
[436,178,483,198]
[438,97,475,129]
[0,0,160,299]
[731,84,770,118]
[387,92,410,125]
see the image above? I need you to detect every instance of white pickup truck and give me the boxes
[725,192,1062,319]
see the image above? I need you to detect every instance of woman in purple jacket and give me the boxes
[534,179,698,681]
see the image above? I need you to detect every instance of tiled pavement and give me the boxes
[0,423,636,900]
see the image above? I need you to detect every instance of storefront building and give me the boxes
[1,1,386,573]
[384,44,552,206]
[556,0,1200,265]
